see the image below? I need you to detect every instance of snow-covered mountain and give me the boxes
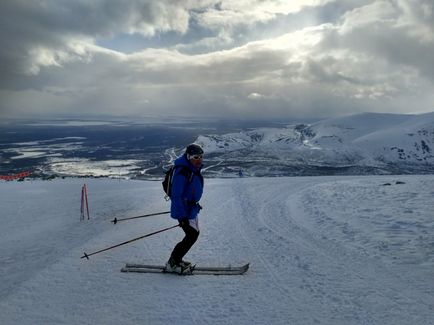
[3,113,433,179]
[195,112,434,176]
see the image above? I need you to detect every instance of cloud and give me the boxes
[196,0,334,29]
[0,0,214,82]
[0,0,433,119]
[248,93,265,100]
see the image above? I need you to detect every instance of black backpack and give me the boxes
[162,166,193,200]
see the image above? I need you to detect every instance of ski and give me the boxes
[121,263,249,275]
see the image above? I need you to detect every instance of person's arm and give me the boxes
[170,170,188,219]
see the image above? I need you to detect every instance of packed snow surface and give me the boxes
[0,176,433,324]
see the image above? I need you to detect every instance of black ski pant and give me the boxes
[170,223,199,263]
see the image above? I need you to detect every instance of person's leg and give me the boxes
[170,223,199,264]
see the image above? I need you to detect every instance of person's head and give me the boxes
[185,143,204,168]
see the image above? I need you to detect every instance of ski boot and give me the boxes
[165,257,193,275]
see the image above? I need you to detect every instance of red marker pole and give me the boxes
[84,184,90,220]
[80,185,85,221]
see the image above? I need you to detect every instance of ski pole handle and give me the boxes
[81,224,179,260]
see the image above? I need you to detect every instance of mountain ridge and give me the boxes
[194,112,434,176]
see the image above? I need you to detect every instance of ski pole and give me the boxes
[81,224,179,260]
[111,211,170,224]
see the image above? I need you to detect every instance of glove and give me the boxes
[179,218,189,227]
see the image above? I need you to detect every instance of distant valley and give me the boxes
[1,113,434,179]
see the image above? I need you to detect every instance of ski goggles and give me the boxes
[188,154,203,160]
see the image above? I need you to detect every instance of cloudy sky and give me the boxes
[0,0,433,120]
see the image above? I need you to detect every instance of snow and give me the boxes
[196,112,434,172]
[0,176,433,324]
[49,158,142,177]
[5,138,86,161]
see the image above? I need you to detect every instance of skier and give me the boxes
[166,143,204,273]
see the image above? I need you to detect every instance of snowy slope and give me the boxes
[196,112,434,176]
[353,112,434,163]
[0,176,433,324]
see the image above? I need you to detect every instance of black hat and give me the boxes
[185,143,204,155]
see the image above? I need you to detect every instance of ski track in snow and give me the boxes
[232,177,433,324]
[0,176,433,324]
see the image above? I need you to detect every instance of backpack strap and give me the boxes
[179,166,203,187]
[177,166,193,182]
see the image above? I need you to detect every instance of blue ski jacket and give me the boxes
[170,154,204,220]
